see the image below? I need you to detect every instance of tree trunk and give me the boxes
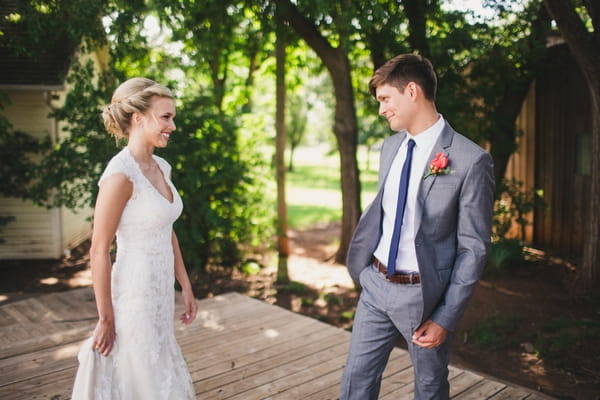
[489,92,531,186]
[275,0,361,264]
[583,102,600,289]
[543,0,600,290]
[275,10,290,283]
[288,145,295,172]
[403,0,431,58]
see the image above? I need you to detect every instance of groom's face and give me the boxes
[375,83,416,133]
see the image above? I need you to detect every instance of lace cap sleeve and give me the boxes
[98,150,134,186]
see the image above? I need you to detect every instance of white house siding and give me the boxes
[0,89,92,259]
[3,90,54,139]
[61,206,92,256]
[0,198,61,259]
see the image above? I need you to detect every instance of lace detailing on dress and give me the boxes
[72,148,194,399]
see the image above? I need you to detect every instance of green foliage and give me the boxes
[300,297,314,307]
[0,96,50,242]
[536,316,600,368]
[159,97,274,277]
[0,0,276,282]
[488,178,545,271]
[324,292,342,306]
[469,314,519,347]
[240,261,262,276]
[486,238,524,272]
[286,93,308,171]
[0,118,49,200]
[288,204,341,230]
[153,0,271,112]
[15,54,273,282]
[340,310,355,322]
[29,61,117,210]
[1,0,107,58]
[451,1,550,154]
[277,281,311,295]
[493,178,545,241]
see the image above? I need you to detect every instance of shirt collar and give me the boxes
[405,114,444,149]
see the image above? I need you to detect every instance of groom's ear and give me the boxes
[405,82,418,99]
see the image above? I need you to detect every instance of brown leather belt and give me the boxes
[373,257,421,284]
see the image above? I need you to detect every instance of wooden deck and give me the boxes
[0,287,554,399]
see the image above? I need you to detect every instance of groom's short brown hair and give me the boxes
[369,54,437,101]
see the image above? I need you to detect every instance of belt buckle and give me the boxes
[408,272,416,284]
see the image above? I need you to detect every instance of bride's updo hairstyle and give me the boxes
[102,77,173,139]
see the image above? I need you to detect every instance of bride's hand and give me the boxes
[92,319,115,356]
[180,289,197,325]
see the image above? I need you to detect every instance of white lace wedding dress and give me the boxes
[71,147,195,399]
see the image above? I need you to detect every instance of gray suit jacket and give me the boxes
[347,121,495,332]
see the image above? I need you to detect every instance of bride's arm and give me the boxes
[172,231,197,324]
[89,173,132,356]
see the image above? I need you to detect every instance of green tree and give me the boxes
[275,0,361,264]
[153,0,269,113]
[286,93,308,172]
[275,3,290,283]
[463,1,551,184]
[2,1,275,288]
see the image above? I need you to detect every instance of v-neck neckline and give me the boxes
[125,147,174,204]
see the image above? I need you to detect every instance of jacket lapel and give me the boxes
[379,132,406,190]
[415,122,454,229]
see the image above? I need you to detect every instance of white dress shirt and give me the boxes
[373,115,445,273]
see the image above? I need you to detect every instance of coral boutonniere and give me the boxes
[423,152,451,180]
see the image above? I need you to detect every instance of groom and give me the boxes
[340,54,495,399]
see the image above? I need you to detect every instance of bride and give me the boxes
[71,77,197,399]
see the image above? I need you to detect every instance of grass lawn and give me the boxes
[286,146,379,229]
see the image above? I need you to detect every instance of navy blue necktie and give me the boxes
[387,138,416,276]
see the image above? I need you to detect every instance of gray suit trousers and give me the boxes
[340,264,452,400]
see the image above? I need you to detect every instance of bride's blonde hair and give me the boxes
[102,77,173,139]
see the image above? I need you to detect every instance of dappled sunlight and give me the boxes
[263,328,280,339]
[40,277,59,285]
[288,254,354,290]
[198,310,225,331]
[517,351,558,393]
[67,269,92,287]
[53,341,82,361]
[287,186,341,207]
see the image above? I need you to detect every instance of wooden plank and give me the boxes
[183,311,314,366]
[0,339,81,387]
[197,328,345,396]
[0,321,94,360]
[198,341,348,399]
[449,370,486,397]
[488,386,538,400]
[192,326,346,393]
[191,320,338,383]
[0,289,559,400]
[222,352,349,400]
[266,367,344,399]
[453,379,506,399]
[0,302,31,325]
[0,307,19,327]
[0,366,76,400]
